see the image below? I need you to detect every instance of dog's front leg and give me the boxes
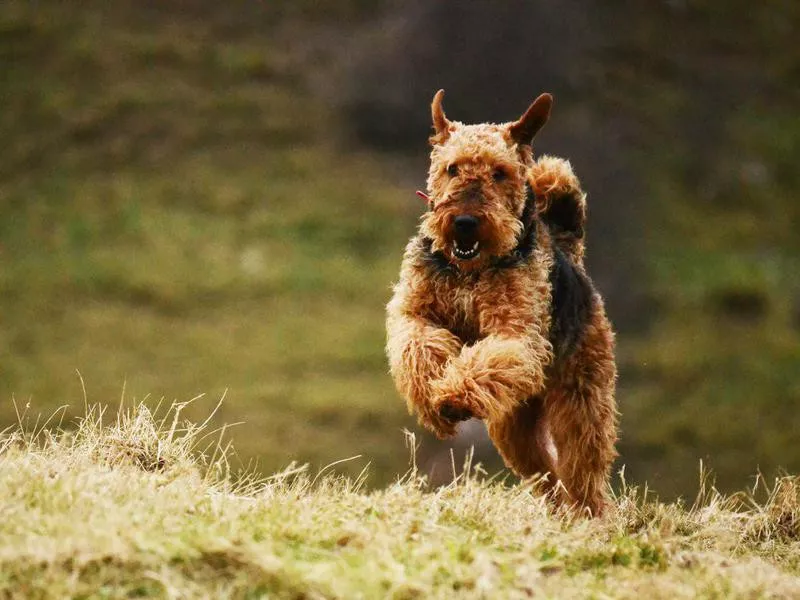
[386,302,465,438]
[430,329,550,424]
[429,274,552,424]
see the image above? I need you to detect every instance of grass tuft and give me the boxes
[1,403,799,597]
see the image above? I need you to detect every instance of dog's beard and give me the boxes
[421,210,522,266]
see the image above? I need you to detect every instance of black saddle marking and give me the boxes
[548,246,594,360]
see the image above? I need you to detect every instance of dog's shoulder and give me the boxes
[486,220,594,359]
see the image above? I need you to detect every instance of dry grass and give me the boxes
[0,402,799,599]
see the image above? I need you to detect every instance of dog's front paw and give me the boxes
[427,397,473,440]
[430,378,487,428]
[437,398,474,423]
[420,405,460,440]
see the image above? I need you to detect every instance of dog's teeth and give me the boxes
[452,240,479,259]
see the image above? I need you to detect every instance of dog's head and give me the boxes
[420,90,552,270]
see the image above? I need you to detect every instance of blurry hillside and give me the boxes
[336,0,800,493]
[0,0,417,481]
[1,0,798,497]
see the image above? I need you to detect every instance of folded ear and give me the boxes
[430,89,451,145]
[509,93,553,146]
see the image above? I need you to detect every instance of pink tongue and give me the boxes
[415,190,430,202]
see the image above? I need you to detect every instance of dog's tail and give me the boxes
[529,155,587,265]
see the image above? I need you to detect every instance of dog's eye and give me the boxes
[493,168,507,182]
[447,164,459,177]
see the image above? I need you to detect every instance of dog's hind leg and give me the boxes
[488,396,559,498]
[544,319,618,517]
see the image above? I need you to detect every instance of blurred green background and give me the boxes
[1,0,798,498]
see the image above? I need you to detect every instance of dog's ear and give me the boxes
[509,93,553,146]
[430,89,451,145]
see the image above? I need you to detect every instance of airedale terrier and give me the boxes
[386,90,618,515]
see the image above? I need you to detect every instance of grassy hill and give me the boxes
[0,0,418,483]
[1,404,799,598]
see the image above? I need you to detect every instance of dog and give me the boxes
[386,90,618,515]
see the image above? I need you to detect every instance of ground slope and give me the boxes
[1,405,799,599]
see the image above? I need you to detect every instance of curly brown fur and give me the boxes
[386,90,618,516]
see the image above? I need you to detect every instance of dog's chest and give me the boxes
[432,279,482,344]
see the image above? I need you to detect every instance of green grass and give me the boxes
[2,0,800,499]
[0,0,417,484]
[616,106,800,494]
[1,403,799,598]
[601,1,800,495]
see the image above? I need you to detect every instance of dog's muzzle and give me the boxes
[452,215,480,260]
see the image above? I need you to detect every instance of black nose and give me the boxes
[453,215,479,233]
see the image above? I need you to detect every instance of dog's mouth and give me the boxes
[452,239,480,260]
